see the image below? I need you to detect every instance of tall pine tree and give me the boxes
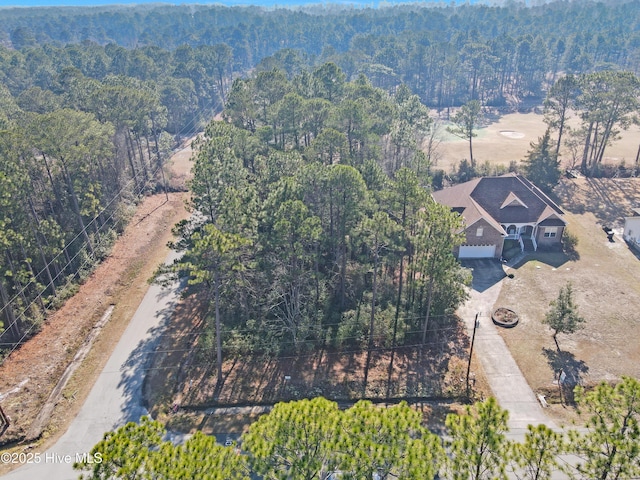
[522,128,561,194]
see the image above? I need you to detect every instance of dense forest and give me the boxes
[163,71,471,395]
[1,1,639,107]
[0,0,639,359]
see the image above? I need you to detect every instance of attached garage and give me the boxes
[458,244,496,259]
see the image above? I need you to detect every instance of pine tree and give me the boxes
[569,377,640,480]
[542,281,585,350]
[522,128,561,194]
[445,397,511,480]
[511,424,565,480]
[447,100,483,165]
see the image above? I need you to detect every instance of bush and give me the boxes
[562,229,579,257]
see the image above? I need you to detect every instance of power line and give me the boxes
[149,312,461,338]
[101,338,472,376]
[0,163,150,323]
[0,97,222,344]
[0,163,163,359]
[87,325,463,356]
[0,160,151,318]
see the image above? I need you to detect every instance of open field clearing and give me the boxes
[435,112,640,173]
[495,177,640,423]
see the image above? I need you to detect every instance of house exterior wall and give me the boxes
[535,225,564,248]
[457,218,504,258]
[624,217,640,240]
[624,217,640,248]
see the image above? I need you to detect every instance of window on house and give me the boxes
[543,227,558,238]
[476,227,483,237]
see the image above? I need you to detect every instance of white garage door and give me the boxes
[459,245,496,259]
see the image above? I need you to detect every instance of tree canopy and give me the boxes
[78,379,640,479]
[159,70,470,398]
[543,281,585,348]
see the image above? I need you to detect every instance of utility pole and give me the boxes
[466,313,479,399]
[151,111,169,202]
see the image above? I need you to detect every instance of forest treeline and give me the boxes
[164,71,470,394]
[1,1,640,107]
[0,23,240,352]
[0,94,169,352]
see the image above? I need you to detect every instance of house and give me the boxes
[432,173,566,259]
[623,208,640,251]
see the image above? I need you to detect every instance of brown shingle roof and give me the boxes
[432,173,565,230]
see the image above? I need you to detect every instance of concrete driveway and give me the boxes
[457,258,557,434]
[460,258,507,294]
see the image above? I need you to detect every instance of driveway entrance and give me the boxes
[457,258,556,434]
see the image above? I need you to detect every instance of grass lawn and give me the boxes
[434,111,640,173]
[495,177,640,422]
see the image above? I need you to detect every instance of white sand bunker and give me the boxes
[500,130,525,139]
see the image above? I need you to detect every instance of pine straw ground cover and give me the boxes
[143,294,492,434]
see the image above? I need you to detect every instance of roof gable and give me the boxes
[500,192,528,209]
[433,173,565,228]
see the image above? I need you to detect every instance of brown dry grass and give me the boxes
[143,298,490,433]
[495,177,640,423]
[146,316,477,407]
[436,112,640,172]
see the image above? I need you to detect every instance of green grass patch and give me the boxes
[502,239,521,260]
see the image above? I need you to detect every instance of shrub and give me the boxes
[562,229,579,257]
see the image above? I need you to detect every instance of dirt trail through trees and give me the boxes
[0,141,193,454]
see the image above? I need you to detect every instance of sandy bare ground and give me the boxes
[0,145,193,457]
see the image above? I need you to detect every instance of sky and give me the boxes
[0,0,489,9]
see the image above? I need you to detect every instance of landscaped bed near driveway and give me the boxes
[495,177,640,423]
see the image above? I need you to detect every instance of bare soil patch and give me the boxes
[496,177,640,423]
[0,146,193,458]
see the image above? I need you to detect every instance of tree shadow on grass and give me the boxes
[555,177,640,227]
[511,250,573,269]
[172,316,471,408]
[542,347,589,391]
